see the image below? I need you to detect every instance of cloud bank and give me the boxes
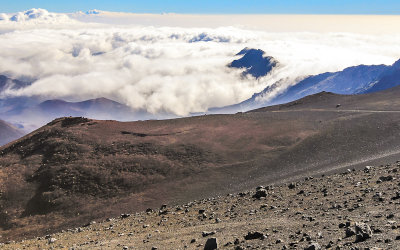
[0,9,400,116]
[0,8,76,24]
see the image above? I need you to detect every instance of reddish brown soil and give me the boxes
[1,86,400,241]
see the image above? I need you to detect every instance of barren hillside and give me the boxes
[1,87,400,241]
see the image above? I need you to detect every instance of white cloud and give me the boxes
[0,9,400,116]
[1,8,76,24]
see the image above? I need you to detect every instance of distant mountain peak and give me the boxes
[236,47,263,56]
[229,48,278,79]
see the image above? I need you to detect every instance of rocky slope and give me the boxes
[2,86,400,242]
[3,160,400,249]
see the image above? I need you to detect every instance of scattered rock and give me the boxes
[202,231,216,237]
[48,238,57,244]
[379,176,394,182]
[364,166,372,173]
[244,231,266,240]
[252,188,267,199]
[391,192,400,200]
[304,242,321,250]
[355,222,372,242]
[120,213,131,219]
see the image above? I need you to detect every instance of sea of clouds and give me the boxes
[1,9,400,116]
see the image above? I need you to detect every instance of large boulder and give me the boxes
[204,237,218,250]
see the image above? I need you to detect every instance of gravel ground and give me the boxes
[3,160,400,249]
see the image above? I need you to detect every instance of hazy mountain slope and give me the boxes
[36,97,148,120]
[0,96,166,132]
[213,59,400,113]
[0,75,30,92]
[364,59,400,93]
[2,86,400,241]
[0,75,36,117]
[0,119,24,145]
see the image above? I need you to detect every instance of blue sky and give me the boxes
[2,0,400,14]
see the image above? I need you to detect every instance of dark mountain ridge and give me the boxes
[228,48,278,78]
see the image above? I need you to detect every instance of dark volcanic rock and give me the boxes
[202,231,216,237]
[252,188,267,199]
[355,223,372,242]
[378,175,394,182]
[204,237,218,250]
[304,242,321,250]
[345,227,356,237]
[244,231,266,240]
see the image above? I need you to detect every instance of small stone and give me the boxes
[48,238,57,244]
[120,213,131,219]
[364,166,372,173]
[202,231,216,237]
[304,242,321,250]
[387,214,395,219]
[379,176,394,182]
